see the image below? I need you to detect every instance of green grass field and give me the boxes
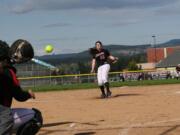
[27,79,180,92]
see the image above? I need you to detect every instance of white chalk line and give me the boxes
[119,118,180,135]
[40,118,180,135]
[175,91,180,94]
[27,99,61,103]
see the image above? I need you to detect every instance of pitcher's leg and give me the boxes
[97,66,106,98]
[102,64,111,97]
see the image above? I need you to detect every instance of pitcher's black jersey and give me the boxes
[92,49,110,67]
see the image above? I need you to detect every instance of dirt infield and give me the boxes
[13,84,180,135]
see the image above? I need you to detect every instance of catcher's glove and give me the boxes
[108,57,118,64]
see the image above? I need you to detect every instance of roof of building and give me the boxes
[156,50,180,68]
[137,63,155,70]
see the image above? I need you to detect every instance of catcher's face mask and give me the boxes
[9,39,34,64]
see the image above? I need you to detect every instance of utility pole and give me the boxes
[152,35,157,63]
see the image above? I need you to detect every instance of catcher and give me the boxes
[0,39,43,135]
[0,60,13,135]
[90,41,118,98]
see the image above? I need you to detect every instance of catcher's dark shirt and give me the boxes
[92,49,110,67]
[0,67,31,107]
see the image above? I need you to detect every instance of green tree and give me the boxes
[77,62,90,74]
[127,60,138,71]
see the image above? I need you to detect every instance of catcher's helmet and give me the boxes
[0,40,10,61]
[9,39,34,64]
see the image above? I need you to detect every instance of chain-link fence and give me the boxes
[18,69,179,88]
[15,61,180,88]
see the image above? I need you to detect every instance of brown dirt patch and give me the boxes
[13,84,180,135]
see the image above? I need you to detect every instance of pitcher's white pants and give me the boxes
[97,64,110,86]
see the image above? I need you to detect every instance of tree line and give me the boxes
[57,53,147,74]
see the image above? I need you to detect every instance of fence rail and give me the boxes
[18,69,179,88]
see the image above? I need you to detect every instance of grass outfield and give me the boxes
[28,79,180,92]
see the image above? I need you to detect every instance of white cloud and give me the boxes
[38,36,88,42]
[2,0,178,14]
[43,23,71,28]
[155,1,180,15]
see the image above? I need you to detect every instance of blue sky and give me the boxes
[1,0,180,55]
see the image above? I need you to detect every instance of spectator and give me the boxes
[176,64,180,80]
[119,73,125,82]
[137,72,144,81]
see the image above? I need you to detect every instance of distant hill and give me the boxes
[158,39,180,47]
[38,44,151,65]
[38,39,180,65]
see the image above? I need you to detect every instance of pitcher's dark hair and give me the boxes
[95,41,103,46]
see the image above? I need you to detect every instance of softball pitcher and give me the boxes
[90,41,118,98]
